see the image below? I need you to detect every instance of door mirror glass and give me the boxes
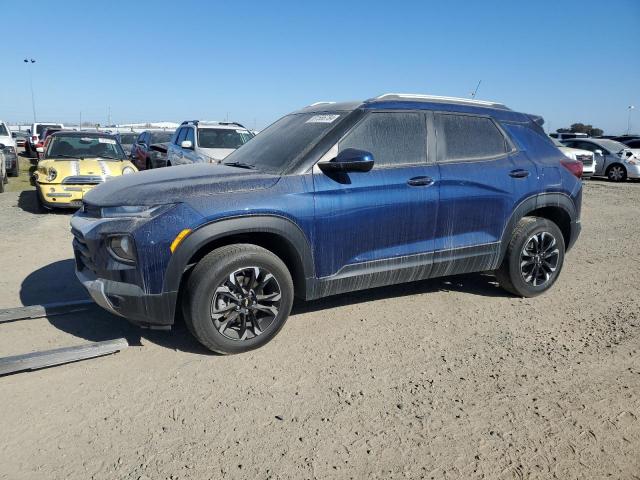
[318,148,374,173]
[181,140,193,149]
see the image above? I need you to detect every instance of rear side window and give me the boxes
[338,112,426,167]
[438,114,508,162]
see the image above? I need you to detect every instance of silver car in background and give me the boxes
[561,138,640,182]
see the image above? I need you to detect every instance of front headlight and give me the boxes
[122,166,136,175]
[46,168,57,182]
[101,204,169,218]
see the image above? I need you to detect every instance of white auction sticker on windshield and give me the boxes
[98,138,116,144]
[306,114,340,124]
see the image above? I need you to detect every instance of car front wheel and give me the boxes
[606,164,627,182]
[184,244,294,354]
[495,216,565,297]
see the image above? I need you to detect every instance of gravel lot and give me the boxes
[0,178,638,480]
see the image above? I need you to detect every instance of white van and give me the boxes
[26,122,64,156]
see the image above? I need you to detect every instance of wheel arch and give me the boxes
[499,193,577,265]
[163,215,314,302]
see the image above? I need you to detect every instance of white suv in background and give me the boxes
[166,120,254,166]
[26,122,64,156]
[551,137,596,178]
[0,120,18,178]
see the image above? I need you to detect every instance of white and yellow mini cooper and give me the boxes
[34,131,138,209]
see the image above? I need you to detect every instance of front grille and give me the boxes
[62,176,105,185]
[576,154,594,167]
[71,228,97,272]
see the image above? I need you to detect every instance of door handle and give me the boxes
[509,169,530,178]
[407,176,434,187]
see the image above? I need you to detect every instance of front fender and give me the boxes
[162,214,315,295]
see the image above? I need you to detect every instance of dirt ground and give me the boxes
[0,175,639,479]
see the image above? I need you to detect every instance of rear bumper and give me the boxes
[76,268,177,327]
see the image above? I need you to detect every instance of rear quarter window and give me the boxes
[437,114,508,162]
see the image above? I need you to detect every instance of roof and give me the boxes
[180,120,249,130]
[50,131,117,138]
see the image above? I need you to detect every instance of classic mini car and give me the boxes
[72,93,582,354]
[34,131,137,209]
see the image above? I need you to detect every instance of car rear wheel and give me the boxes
[184,244,294,354]
[495,216,565,297]
[606,164,627,182]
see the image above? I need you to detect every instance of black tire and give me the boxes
[9,159,19,177]
[184,244,294,354]
[606,164,627,182]
[495,217,565,297]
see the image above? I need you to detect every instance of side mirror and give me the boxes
[0,143,5,149]
[36,147,44,153]
[594,149,603,156]
[181,140,193,149]
[318,148,374,173]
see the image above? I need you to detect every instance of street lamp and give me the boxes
[628,105,635,135]
[23,58,36,123]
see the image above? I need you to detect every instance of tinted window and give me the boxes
[36,124,61,135]
[439,114,507,162]
[338,112,426,167]
[626,140,640,148]
[572,141,600,153]
[175,127,187,145]
[150,131,174,144]
[185,127,195,145]
[0,124,8,136]
[198,128,252,149]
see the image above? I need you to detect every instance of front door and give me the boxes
[313,111,439,280]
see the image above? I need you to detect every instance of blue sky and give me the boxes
[1,0,639,134]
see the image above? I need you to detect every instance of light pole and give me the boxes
[23,58,37,123]
[628,105,635,135]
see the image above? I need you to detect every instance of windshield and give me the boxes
[223,113,347,174]
[150,131,174,144]
[119,133,137,144]
[37,124,61,136]
[597,139,628,153]
[198,128,253,149]
[45,135,125,160]
[0,124,8,136]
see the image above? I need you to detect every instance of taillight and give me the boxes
[561,159,583,179]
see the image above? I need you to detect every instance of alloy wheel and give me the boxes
[520,232,559,287]
[608,165,625,181]
[210,266,282,341]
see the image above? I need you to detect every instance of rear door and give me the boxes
[313,110,439,279]
[433,112,533,275]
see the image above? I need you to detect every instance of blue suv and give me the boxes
[71,94,583,354]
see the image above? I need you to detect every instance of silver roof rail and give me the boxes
[308,101,336,107]
[374,93,507,108]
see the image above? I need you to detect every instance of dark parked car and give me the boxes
[71,94,583,354]
[12,131,28,147]
[621,138,640,149]
[130,130,175,170]
[117,132,139,158]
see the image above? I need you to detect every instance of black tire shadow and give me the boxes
[20,260,212,354]
[17,190,74,215]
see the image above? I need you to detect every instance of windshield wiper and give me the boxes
[96,155,125,161]
[53,154,84,160]
[223,161,256,170]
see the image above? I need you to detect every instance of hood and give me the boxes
[83,163,280,206]
[200,147,235,162]
[0,134,15,148]
[39,157,134,182]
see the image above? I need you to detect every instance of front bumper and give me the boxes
[36,182,97,208]
[76,268,177,327]
[627,164,640,179]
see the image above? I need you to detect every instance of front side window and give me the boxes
[438,114,508,162]
[338,112,427,167]
[198,128,252,149]
[175,128,187,145]
[185,127,195,145]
